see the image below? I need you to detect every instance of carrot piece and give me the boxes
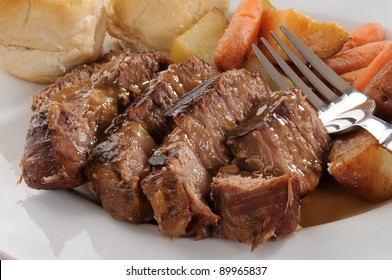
[340,68,366,85]
[325,40,391,75]
[352,42,392,91]
[340,22,385,52]
[214,0,263,71]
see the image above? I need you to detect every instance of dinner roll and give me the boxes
[0,0,106,83]
[106,0,230,55]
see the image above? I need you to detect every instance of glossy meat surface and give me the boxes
[228,88,330,195]
[86,57,219,223]
[22,51,171,189]
[142,69,271,238]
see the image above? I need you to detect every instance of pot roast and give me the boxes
[142,69,272,238]
[21,50,171,189]
[20,50,331,249]
[86,57,219,223]
[211,88,330,249]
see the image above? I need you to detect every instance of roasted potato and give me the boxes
[106,0,230,54]
[259,9,349,61]
[364,61,392,121]
[328,129,392,202]
[261,0,275,10]
[170,8,228,66]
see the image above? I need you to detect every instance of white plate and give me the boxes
[1,0,392,260]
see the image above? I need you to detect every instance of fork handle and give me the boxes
[360,115,392,153]
[378,128,392,153]
[380,132,392,152]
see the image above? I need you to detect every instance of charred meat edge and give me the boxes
[86,57,219,223]
[142,69,272,238]
[210,89,330,249]
[21,51,171,189]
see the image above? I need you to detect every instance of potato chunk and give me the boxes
[170,8,228,65]
[259,9,349,61]
[261,0,275,10]
[328,129,392,202]
[364,61,392,121]
[244,54,293,91]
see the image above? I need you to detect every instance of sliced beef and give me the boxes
[22,51,171,189]
[31,50,123,111]
[87,121,156,223]
[211,167,301,250]
[86,57,219,223]
[142,69,271,238]
[210,88,330,249]
[167,69,272,173]
[124,56,219,142]
[143,128,217,237]
[227,88,331,195]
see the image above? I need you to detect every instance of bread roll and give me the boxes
[0,0,106,83]
[106,0,230,55]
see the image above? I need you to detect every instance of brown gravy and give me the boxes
[300,174,383,227]
[76,173,385,228]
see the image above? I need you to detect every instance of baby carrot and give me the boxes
[340,68,366,85]
[352,42,392,91]
[340,22,385,52]
[214,0,263,71]
[325,40,391,75]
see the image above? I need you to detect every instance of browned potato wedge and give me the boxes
[259,9,349,61]
[328,129,392,202]
[261,0,275,10]
[364,61,392,121]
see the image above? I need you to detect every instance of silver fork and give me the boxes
[252,25,392,152]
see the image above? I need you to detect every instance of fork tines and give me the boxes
[278,26,354,95]
[252,26,392,153]
[252,26,356,111]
